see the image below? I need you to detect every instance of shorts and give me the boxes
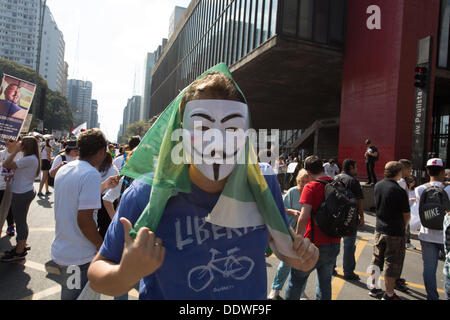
[371,231,405,279]
[41,159,51,171]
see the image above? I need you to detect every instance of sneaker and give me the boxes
[300,292,309,300]
[6,225,15,237]
[382,292,401,300]
[268,289,283,300]
[343,273,360,281]
[37,192,45,197]
[369,288,384,298]
[1,249,27,262]
[45,191,52,196]
[405,243,416,250]
[395,279,408,292]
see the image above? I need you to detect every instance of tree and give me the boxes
[119,115,160,144]
[43,90,73,132]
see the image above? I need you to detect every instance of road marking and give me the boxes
[21,286,61,300]
[332,238,368,300]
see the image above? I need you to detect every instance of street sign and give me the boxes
[411,36,432,184]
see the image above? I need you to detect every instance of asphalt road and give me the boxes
[0,182,446,300]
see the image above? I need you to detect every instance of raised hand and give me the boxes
[118,218,165,282]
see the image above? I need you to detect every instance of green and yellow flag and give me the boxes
[121,63,297,259]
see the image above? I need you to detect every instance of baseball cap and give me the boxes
[65,140,78,151]
[426,158,444,168]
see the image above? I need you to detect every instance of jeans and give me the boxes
[343,235,357,276]
[285,242,340,300]
[59,263,90,300]
[366,162,377,184]
[420,240,445,300]
[271,261,291,291]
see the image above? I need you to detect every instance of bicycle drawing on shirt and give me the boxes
[188,247,255,292]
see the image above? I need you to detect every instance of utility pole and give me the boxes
[33,0,47,120]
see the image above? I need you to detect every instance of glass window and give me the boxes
[281,0,297,37]
[228,0,236,65]
[298,0,313,39]
[439,0,450,68]
[313,0,329,44]
[248,0,255,51]
[242,0,250,55]
[329,0,345,46]
[237,0,245,60]
[262,0,270,42]
[270,0,278,37]
[224,5,230,64]
[254,0,261,48]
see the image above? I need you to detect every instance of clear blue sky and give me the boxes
[46,0,192,142]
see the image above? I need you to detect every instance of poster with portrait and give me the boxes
[0,74,37,145]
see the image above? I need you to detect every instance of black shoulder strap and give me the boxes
[316,179,329,185]
[61,155,66,162]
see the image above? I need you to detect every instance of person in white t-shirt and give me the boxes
[0,138,23,237]
[415,158,449,300]
[323,159,340,178]
[50,129,120,300]
[49,140,79,179]
[38,139,53,197]
[113,136,141,171]
[1,137,40,262]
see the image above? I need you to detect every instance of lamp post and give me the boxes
[33,0,47,119]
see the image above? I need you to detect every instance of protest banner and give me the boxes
[0,74,36,144]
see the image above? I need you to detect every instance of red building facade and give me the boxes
[339,0,441,180]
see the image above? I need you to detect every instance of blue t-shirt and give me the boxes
[100,163,288,300]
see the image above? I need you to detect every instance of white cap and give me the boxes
[426,158,444,168]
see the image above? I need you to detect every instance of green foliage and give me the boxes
[43,90,73,131]
[119,116,159,144]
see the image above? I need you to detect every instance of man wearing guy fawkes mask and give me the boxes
[88,71,318,300]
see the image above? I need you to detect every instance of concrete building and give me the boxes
[0,0,65,93]
[119,95,142,140]
[169,6,187,39]
[66,79,93,128]
[90,99,99,129]
[141,52,156,121]
[149,0,450,181]
[40,5,65,92]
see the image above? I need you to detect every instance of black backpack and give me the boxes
[418,183,449,230]
[312,177,359,239]
[48,155,66,188]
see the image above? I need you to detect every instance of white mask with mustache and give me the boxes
[182,99,249,181]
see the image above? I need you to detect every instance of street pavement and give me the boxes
[0,182,446,300]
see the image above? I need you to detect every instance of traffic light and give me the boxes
[414,66,428,88]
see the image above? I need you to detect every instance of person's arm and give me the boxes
[296,204,312,236]
[403,212,411,230]
[46,147,52,161]
[77,209,104,251]
[3,142,22,170]
[101,175,120,194]
[103,200,116,219]
[49,156,65,178]
[358,199,364,227]
[88,218,165,296]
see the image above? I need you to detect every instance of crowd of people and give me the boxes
[267,141,449,301]
[0,130,143,300]
[0,68,448,302]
